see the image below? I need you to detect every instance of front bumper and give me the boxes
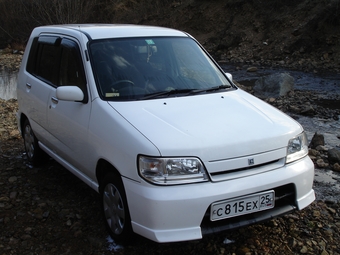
[123,156,315,243]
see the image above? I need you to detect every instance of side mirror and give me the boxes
[225,72,233,81]
[56,86,84,102]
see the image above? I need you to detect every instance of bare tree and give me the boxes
[0,0,100,44]
[30,0,99,24]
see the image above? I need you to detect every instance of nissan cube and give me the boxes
[16,24,315,243]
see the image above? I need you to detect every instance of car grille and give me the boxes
[209,158,286,182]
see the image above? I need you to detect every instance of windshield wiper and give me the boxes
[141,89,195,100]
[205,84,232,91]
[189,84,232,94]
[141,85,232,100]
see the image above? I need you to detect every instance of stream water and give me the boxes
[221,64,340,96]
[0,69,17,100]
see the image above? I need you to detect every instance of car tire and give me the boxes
[22,119,45,165]
[100,172,132,243]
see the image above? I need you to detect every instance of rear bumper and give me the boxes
[123,156,315,243]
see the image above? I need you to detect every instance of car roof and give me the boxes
[34,24,189,40]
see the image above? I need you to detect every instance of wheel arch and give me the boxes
[97,158,133,242]
[96,159,122,187]
[18,113,28,137]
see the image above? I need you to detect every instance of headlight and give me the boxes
[286,132,309,163]
[138,156,208,185]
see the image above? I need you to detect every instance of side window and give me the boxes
[59,40,86,86]
[27,36,61,85]
[37,44,59,84]
[59,39,88,102]
[26,36,88,103]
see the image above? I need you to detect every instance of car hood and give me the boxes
[108,90,302,162]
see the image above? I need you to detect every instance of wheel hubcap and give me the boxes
[24,125,35,159]
[103,183,125,235]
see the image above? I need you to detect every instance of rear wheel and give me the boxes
[22,119,45,165]
[100,172,132,243]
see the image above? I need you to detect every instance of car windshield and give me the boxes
[89,37,233,101]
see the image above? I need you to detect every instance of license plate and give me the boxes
[210,190,275,221]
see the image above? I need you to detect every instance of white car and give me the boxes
[16,24,315,243]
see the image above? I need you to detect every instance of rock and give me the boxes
[8,176,17,183]
[328,148,340,164]
[321,250,330,255]
[300,246,308,253]
[0,196,10,202]
[333,163,340,172]
[247,66,257,72]
[237,246,251,254]
[315,145,328,152]
[253,73,294,98]
[313,210,321,217]
[9,237,19,245]
[300,105,315,116]
[316,159,328,168]
[289,105,301,113]
[20,234,31,240]
[289,238,298,248]
[326,206,336,214]
[268,97,276,103]
[323,228,333,237]
[9,191,17,199]
[309,149,320,157]
[309,133,325,149]
[43,211,50,218]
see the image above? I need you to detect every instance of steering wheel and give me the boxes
[110,80,135,96]
[112,80,135,87]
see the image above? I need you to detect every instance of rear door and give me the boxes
[22,36,61,144]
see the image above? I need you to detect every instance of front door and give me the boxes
[47,38,92,177]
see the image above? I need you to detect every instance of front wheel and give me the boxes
[22,119,45,165]
[100,172,132,243]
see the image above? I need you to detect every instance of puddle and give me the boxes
[314,169,340,202]
[315,169,340,184]
[0,69,18,100]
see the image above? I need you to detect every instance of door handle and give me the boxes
[26,83,32,89]
[51,97,59,104]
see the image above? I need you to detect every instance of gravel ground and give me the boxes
[0,96,340,255]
